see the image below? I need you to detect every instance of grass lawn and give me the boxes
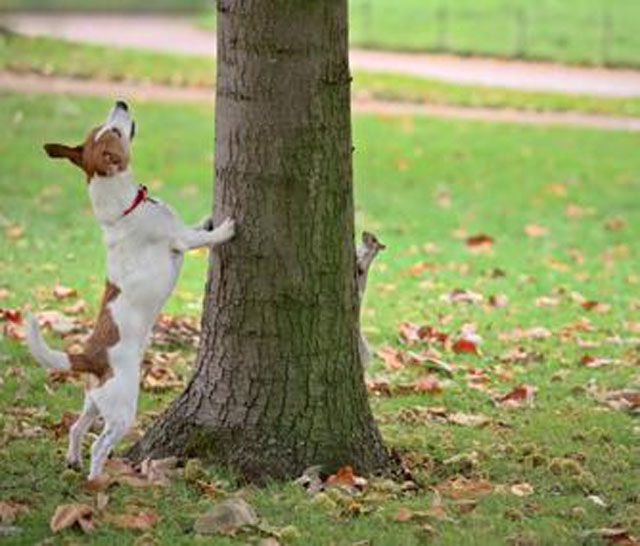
[199,0,640,68]
[3,33,640,119]
[1,92,640,545]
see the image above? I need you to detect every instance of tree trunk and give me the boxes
[128,0,389,482]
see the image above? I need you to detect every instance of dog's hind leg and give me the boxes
[66,397,99,470]
[88,418,130,481]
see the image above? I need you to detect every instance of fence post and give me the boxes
[436,6,450,52]
[600,7,612,66]
[514,7,528,59]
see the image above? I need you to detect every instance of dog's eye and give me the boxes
[112,128,122,137]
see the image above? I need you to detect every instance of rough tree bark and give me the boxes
[128,0,389,481]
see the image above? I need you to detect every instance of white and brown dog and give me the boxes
[25,101,235,480]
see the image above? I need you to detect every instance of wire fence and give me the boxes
[350,2,640,68]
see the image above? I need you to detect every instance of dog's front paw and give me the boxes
[215,217,236,244]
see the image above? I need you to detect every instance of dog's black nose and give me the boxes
[115,100,129,112]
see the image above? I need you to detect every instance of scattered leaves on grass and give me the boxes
[50,503,93,533]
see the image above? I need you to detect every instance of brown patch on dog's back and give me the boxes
[69,280,121,386]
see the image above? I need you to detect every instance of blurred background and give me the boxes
[2,0,640,67]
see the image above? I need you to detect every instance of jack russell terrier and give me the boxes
[25,101,235,481]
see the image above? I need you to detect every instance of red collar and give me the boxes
[122,185,148,217]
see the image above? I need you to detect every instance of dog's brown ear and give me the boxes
[43,143,84,168]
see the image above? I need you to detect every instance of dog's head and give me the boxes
[44,100,136,181]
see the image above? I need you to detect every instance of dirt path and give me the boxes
[3,12,640,98]
[3,71,640,132]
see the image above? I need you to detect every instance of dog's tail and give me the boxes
[25,313,70,370]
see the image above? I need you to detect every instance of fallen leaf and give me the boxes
[436,477,493,499]
[441,289,483,305]
[104,511,158,531]
[53,285,77,300]
[0,501,29,524]
[405,262,438,276]
[466,234,494,247]
[496,384,537,408]
[488,293,509,308]
[524,224,549,237]
[452,338,479,355]
[412,375,443,394]
[63,300,88,314]
[448,412,490,428]
[603,390,640,413]
[510,482,534,497]
[50,503,93,533]
[377,346,405,370]
[6,224,24,240]
[604,216,625,231]
[0,288,11,300]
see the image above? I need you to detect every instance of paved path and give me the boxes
[3,71,640,132]
[3,13,640,98]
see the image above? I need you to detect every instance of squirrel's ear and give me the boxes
[44,143,84,168]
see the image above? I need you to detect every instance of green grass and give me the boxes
[198,0,640,68]
[1,92,640,545]
[348,0,640,68]
[3,33,640,119]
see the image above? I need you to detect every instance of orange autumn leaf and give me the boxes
[377,346,405,370]
[466,234,494,247]
[452,338,479,355]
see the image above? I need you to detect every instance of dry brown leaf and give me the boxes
[436,476,493,499]
[104,511,158,530]
[496,384,537,408]
[412,375,443,395]
[377,346,405,370]
[50,503,93,533]
[0,501,29,524]
[524,224,549,237]
[510,482,534,497]
[53,285,77,300]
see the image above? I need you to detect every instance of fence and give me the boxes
[350,1,640,68]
